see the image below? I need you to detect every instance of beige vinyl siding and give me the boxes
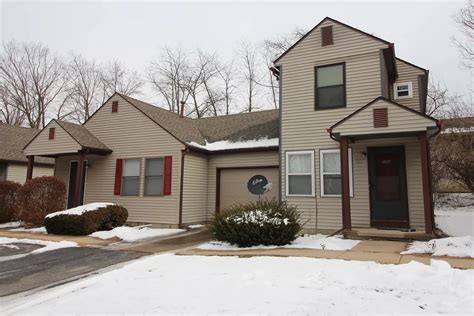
[278,20,388,231]
[79,95,185,225]
[391,59,425,111]
[6,163,53,184]
[207,151,279,219]
[350,138,425,229]
[24,120,81,156]
[182,152,208,224]
[332,99,437,136]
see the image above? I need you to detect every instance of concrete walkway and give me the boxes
[176,240,474,269]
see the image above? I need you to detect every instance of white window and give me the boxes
[320,149,353,197]
[122,159,140,196]
[144,158,164,196]
[286,151,315,196]
[394,82,413,99]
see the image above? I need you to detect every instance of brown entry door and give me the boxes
[67,161,87,209]
[368,146,409,228]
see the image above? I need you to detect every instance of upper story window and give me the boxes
[144,158,164,196]
[315,63,346,110]
[394,82,413,99]
[286,151,315,196]
[122,159,140,196]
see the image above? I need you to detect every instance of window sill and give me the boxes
[286,194,315,197]
[314,105,346,111]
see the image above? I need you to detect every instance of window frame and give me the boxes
[393,82,413,99]
[144,157,165,197]
[285,150,315,197]
[314,62,347,110]
[319,148,354,197]
[121,158,141,196]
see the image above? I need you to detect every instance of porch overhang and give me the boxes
[328,97,440,141]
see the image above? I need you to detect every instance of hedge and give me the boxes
[45,204,128,235]
[0,181,22,223]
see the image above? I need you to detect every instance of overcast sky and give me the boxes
[1,0,472,107]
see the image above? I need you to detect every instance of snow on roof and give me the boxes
[187,137,278,152]
[441,127,474,134]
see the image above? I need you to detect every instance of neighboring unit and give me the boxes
[0,123,54,183]
[23,17,440,234]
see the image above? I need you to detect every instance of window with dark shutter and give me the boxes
[373,108,388,128]
[315,63,346,110]
[322,26,333,46]
[121,159,140,196]
[144,158,164,196]
[112,101,118,113]
[49,127,55,140]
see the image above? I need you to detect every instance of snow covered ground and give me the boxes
[198,234,359,251]
[0,237,78,254]
[402,236,474,258]
[435,193,473,237]
[0,221,22,229]
[9,226,47,234]
[4,254,473,314]
[89,226,184,242]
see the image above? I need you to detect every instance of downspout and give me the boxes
[178,147,189,228]
[427,120,442,236]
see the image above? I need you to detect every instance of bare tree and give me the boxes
[0,41,66,128]
[0,83,25,125]
[66,54,103,123]
[452,0,474,69]
[101,60,143,99]
[215,60,236,115]
[148,47,191,113]
[240,43,259,112]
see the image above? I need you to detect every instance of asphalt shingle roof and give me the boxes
[0,123,54,164]
[53,120,110,152]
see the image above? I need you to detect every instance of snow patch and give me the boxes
[198,234,360,251]
[45,202,114,218]
[89,226,184,242]
[4,254,473,314]
[0,237,78,254]
[435,193,473,237]
[10,226,47,234]
[0,221,22,229]
[402,236,474,258]
[187,224,205,229]
[187,137,278,151]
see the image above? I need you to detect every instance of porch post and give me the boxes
[73,152,85,207]
[340,136,352,230]
[418,132,434,234]
[26,155,34,181]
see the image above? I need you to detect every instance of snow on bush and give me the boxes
[402,236,474,258]
[46,202,114,218]
[212,199,301,247]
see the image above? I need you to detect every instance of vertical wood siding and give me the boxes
[206,151,279,219]
[6,163,54,184]
[182,152,209,224]
[24,121,81,156]
[80,96,185,225]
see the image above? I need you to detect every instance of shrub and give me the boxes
[16,176,67,226]
[211,199,302,247]
[0,181,22,223]
[45,204,128,235]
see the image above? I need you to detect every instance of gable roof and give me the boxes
[53,120,111,152]
[117,93,279,146]
[0,123,54,164]
[274,16,391,64]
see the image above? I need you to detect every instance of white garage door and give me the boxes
[219,167,279,211]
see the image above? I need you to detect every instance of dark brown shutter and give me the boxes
[373,108,388,128]
[114,159,123,195]
[112,101,118,113]
[321,26,333,46]
[163,156,172,195]
[49,127,55,140]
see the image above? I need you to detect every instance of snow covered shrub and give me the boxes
[211,199,301,247]
[0,181,22,223]
[45,204,128,235]
[16,176,66,226]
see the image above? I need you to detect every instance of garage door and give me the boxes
[219,167,279,211]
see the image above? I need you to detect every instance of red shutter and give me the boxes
[163,156,172,195]
[114,159,123,195]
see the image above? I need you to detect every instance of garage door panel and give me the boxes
[219,168,279,211]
